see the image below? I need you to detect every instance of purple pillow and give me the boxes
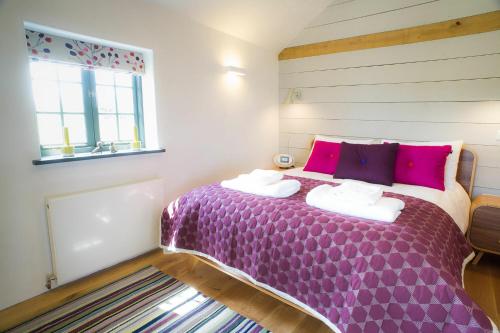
[303,140,341,174]
[335,142,399,186]
[394,144,451,190]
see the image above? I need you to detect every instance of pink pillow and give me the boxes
[303,140,341,174]
[394,144,452,190]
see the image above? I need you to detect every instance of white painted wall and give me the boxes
[148,0,334,51]
[279,0,500,197]
[0,0,279,309]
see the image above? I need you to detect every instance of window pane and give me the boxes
[63,114,87,144]
[32,80,60,112]
[118,115,135,141]
[96,85,116,113]
[116,87,134,114]
[30,61,57,81]
[37,114,63,145]
[115,73,132,87]
[99,114,118,141]
[58,65,82,82]
[60,83,84,113]
[95,69,114,85]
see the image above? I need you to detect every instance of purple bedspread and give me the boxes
[161,176,492,332]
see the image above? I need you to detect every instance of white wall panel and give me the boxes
[475,167,500,189]
[327,0,356,7]
[280,102,500,124]
[473,187,500,198]
[281,118,500,145]
[466,145,500,168]
[309,0,438,28]
[280,1,500,197]
[280,53,500,88]
[291,0,500,45]
[279,132,314,150]
[280,132,372,150]
[279,78,500,103]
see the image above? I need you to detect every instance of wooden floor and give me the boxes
[464,252,500,326]
[0,250,498,332]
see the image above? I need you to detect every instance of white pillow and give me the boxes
[315,135,379,144]
[382,139,463,189]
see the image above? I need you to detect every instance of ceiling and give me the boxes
[148,0,333,52]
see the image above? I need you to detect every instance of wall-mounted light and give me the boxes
[283,88,301,104]
[225,66,246,76]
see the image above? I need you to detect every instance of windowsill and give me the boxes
[32,148,165,165]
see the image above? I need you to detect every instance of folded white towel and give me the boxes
[329,181,383,206]
[306,184,405,223]
[221,177,300,198]
[232,169,284,187]
[249,169,283,185]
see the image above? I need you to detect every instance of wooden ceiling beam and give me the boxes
[279,10,500,61]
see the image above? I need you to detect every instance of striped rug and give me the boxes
[8,266,270,333]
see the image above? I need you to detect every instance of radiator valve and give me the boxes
[46,274,57,290]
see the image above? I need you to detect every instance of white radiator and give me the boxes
[46,179,164,286]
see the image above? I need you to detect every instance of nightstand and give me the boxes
[467,195,500,264]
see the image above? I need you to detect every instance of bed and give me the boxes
[160,149,498,333]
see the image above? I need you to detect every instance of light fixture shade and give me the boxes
[283,88,301,104]
[225,66,246,76]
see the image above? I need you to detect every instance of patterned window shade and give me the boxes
[25,29,145,74]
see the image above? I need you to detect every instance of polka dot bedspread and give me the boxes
[161,176,493,332]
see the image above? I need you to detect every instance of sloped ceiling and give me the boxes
[148,0,334,51]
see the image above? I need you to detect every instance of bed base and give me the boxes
[161,247,319,319]
[192,254,316,317]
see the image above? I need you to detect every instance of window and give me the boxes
[29,61,144,156]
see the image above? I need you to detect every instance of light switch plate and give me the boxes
[497,130,500,141]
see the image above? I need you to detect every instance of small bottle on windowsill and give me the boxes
[61,127,75,157]
[131,126,142,151]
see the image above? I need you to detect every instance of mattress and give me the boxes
[282,167,471,233]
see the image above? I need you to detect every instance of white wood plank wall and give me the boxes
[279,0,500,197]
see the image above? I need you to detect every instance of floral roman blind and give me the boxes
[25,29,145,74]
